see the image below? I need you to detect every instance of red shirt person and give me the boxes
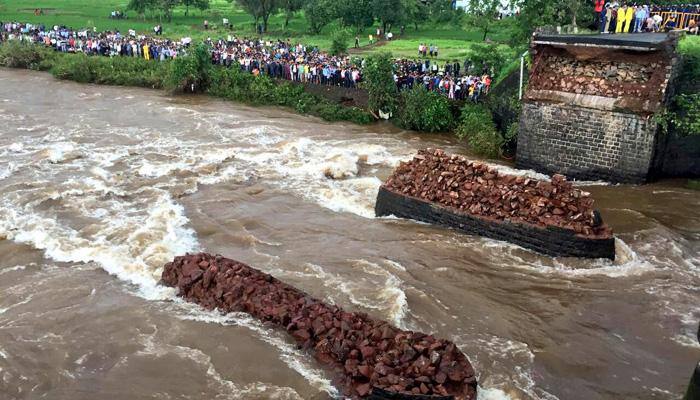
[594,0,605,27]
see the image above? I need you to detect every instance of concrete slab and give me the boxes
[532,32,677,51]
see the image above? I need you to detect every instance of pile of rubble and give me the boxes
[382,149,612,237]
[531,55,661,98]
[162,253,478,399]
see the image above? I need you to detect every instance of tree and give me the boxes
[429,0,462,24]
[401,0,427,30]
[127,0,156,19]
[466,0,500,41]
[303,0,338,34]
[338,0,374,33]
[397,86,454,132]
[159,0,181,21]
[127,0,180,21]
[281,0,303,29]
[182,0,210,16]
[513,0,591,41]
[235,0,280,32]
[465,43,510,76]
[363,52,397,115]
[372,0,404,34]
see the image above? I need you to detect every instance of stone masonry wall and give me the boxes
[517,35,683,183]
[517,101,657,183]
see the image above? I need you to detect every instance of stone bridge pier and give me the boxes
[516,33,682,183]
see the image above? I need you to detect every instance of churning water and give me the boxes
[0,69,698,400]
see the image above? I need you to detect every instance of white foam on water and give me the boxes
[477,386,515,400]
[0,265,27,275]
[232,137,399,218]
[454,332,559,400]
[0,161,16,180]
[489,164,551,182]
[0,191,199,299]
[265,260,409,328]
[38,142,81,164]
[0,293,34,315]
[8,143,24,153]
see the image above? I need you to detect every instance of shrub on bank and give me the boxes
[165,44,211,92]
[456,103,503,158]
[363,52,397,115]
[49,53,167,88]
[0,41,55,70]
[330,29,350,56]
[208,65,372,124]
[396,86,454,132]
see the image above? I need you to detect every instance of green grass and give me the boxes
[0,0,516,57]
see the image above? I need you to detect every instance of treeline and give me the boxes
[126,0,211,21]
[124,0,467,33]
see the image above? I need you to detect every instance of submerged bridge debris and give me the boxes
[376,149,615,259]
[162,253,478,399]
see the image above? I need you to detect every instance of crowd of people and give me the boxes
[1,21,187,60]
[394,59,491,101]
[594,2,700,34]
[0,21,491,101]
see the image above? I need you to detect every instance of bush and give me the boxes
[50,53,97,82]
[330,29,350,56]
[166,44,212,93]
[396,86,454,132]
[678,35,700,90]
[207,65,372,124]
[666,93,700,137]
[48,53,168,88]
[0,41,55,70]
[456,103,502,158]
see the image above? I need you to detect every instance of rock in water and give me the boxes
[161,253,478,399]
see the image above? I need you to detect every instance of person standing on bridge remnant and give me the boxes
[616,4,626,33]
[602,4,613,33]
[624,4,635,32]
[688,19,699,35]
[594,0,605,28]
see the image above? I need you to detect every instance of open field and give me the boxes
[0,0,517,60]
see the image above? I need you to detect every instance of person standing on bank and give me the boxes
[355,35,359,48]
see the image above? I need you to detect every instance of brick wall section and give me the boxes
[516,101,657,183]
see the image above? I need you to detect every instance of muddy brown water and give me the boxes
[0,68,698,400]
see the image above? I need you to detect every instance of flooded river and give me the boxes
[0,69,698,400]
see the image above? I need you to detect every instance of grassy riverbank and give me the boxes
[0,42,372,125]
